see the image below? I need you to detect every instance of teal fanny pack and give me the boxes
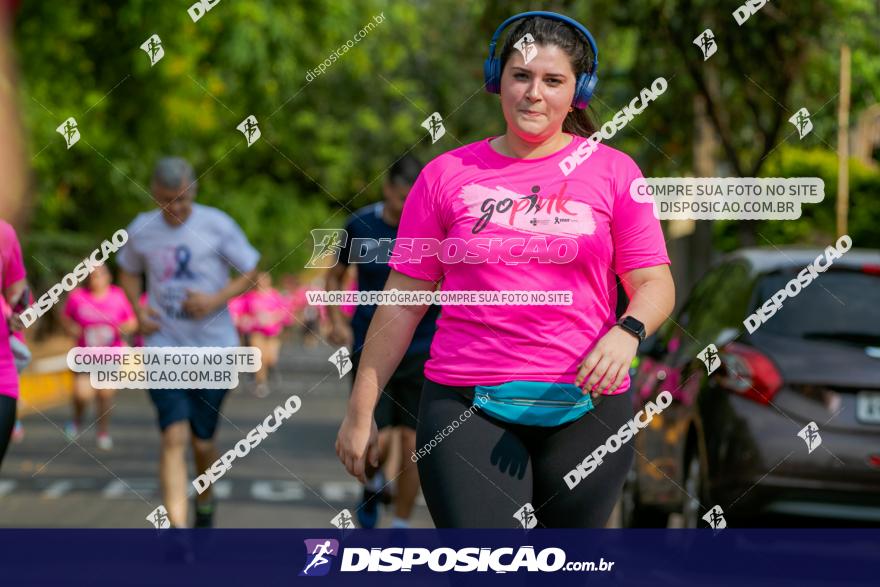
[473,381,594,427]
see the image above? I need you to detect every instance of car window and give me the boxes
[671,261,753,362]
[654,265,719,348]
[753,269,880,343]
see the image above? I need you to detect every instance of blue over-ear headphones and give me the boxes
[483,11,599,110]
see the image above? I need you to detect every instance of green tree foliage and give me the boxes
[715,146,880,251]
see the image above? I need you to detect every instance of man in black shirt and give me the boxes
[327,155,439,528]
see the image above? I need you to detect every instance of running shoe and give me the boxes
[194,499,216,528]
[390,516,411,529]
[356,471,385,529]
[63,421,79,441]
[11,420,24,443]
[380,478,394,505]
[96,433,114,451]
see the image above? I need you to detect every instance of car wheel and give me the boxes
[621,469,669,527]
[682,451,708,528]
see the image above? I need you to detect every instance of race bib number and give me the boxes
[84,324,116,347]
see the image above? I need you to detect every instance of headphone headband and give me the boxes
[484,11,600,109]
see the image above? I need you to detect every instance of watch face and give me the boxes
[622,316,638,328]
[621,316,645,338]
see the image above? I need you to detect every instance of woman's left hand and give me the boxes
[575,326,640,398]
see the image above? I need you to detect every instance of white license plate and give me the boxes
[856,392,880,424]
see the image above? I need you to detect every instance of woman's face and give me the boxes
[88,265,111,292]
[499,43,576,143]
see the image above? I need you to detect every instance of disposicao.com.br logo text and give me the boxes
[300,541,615,575]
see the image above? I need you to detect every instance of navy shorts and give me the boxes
[147,389,229,440]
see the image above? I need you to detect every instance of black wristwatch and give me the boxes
[617,315,646,342]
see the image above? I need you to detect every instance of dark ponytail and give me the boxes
[562,107,595,138]
[497,16,597,137]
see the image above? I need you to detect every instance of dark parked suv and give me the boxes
[623,246,880,527]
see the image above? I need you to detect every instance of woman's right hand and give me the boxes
[335,411,379,484]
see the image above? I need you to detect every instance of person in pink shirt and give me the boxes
[60,264,137,450]
[245,272,288,397]
[337,12,675,528]
[1,296,28,444]
[228,293,253,344]
[0,219,28,471]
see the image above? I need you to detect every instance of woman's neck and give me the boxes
[492,131,572,159]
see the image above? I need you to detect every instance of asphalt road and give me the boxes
[0,341,433,528]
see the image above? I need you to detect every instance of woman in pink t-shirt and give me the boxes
[1,296,28,444]
[228,293,253,344]
[0,220,28,471]
[245,272,288,397]
[60,264,137,450]
[337,12,675,528]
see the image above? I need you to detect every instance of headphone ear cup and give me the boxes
[484,57,501,94]
[572,72,598,110]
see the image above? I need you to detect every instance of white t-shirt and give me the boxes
[118,203,260,347]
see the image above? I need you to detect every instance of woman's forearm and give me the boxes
[58,315,80,339]
[620,275,675,338]
[4,279,26,308]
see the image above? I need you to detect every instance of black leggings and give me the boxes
[415,379,635,528]
[0,395,16,472]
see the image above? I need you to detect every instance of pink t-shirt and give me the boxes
[388,135,670,392]
[279,292,296,326]
[246,289,288,337]
[0,220,26,399]
[63,285,136,347]
[292,286,310,316]
[229,294,252,334]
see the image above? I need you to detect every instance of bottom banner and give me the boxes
[0,529,876,586]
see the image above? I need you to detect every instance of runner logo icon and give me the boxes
[300,538,340,576]
[140,34,164,66]
[693,29,717,60]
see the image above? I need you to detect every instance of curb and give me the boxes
[18,354,73,416]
